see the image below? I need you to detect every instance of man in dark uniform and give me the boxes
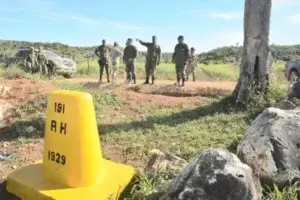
[137,36,161,85]
[95,39,111,84]
[123,38,138,84]
[172,35,189,86]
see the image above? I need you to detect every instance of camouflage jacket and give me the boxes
[123,45,137,62]
[95,45,111,61]
[139,41,161,62]
[188,54,197,67]
[36,50,47,63]
[110,47,123,62]
[26,51,36,63]
[172,43,189,64]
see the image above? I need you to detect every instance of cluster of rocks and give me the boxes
[144,100,300,200]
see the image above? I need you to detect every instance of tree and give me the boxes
[231,0,272,105]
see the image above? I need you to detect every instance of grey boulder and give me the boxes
[161,148,261,200]
[237,107,300,187]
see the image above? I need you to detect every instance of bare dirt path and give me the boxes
[61,77,237,91]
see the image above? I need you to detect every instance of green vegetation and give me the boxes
[0,41,298,199]
[199,45,300,64]
[2,39,300,66]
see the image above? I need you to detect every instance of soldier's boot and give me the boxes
[182,78,186,87]
[151,77,155,85]
[133,74,136,84]
[174,77,180,86]
[107,77,111,83]
[193,75,196,82]
[144,76,150,84]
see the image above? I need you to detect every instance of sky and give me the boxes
[1,0,300,53]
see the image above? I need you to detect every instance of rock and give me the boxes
[288,81,300,99]
[145,149,188,179]
[161,148,261,200]
[25,126,36,134]
[274,100,297,110]
[237,107,300,188]
[2,142,8,148]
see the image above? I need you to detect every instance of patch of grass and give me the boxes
[9,97,47,119]
[263,183,300,200]
[76,60,239,81]
[121,172,166,200]
[99,98,247,162]
[199,64,239,81]
[58,82,121,108]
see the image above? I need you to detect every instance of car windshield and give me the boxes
[43,51,60,58]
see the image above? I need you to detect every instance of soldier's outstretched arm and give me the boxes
[138,40,150,47]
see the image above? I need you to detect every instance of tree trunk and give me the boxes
[231,0,272,105]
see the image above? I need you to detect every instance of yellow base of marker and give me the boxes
[7,160,134,200]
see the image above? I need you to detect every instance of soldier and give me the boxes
[110,42,123,83]
[172,35,189,86]
[25,47,36,74]
[36,46,48,76]
[95,39,111,84]
[123,38,137,84]
[137,36,161,85]
[186,47,197,82]
[124,41,129,83]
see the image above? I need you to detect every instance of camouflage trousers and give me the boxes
[111,60,119,82]
[98,60,110,82]
[25,61,35,74]
[37,60,48,75]
[186,65,196,81]
[47,63,56,78]
[175,63,186,80]
[145,60,157,79]
[126,61,136,82]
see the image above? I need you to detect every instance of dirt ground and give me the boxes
[0,77,236,188]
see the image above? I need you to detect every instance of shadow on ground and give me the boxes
[128,84,231,98]
[0,181,20,200]
[100,96,240,135]
[0,117,45,141]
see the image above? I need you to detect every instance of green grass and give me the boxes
[0,60,297,199]
[76,59,239,81]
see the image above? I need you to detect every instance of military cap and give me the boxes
[178,35,184,39]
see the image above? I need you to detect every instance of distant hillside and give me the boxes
[1,40,299,64]
[0,40,172,63]
[199,45,300,64]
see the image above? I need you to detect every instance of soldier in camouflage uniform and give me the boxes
[36,46,48,76]
[186,47,197,82]
[25,47,36,74]
[123,38,137,84]
[137,36,161,85]
[95,39,111,84]
[172,35,189,86]
[110,42,123,83]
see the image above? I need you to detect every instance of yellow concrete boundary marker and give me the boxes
[6,90,135,200]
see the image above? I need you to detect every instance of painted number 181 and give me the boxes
[54,102,65,114]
